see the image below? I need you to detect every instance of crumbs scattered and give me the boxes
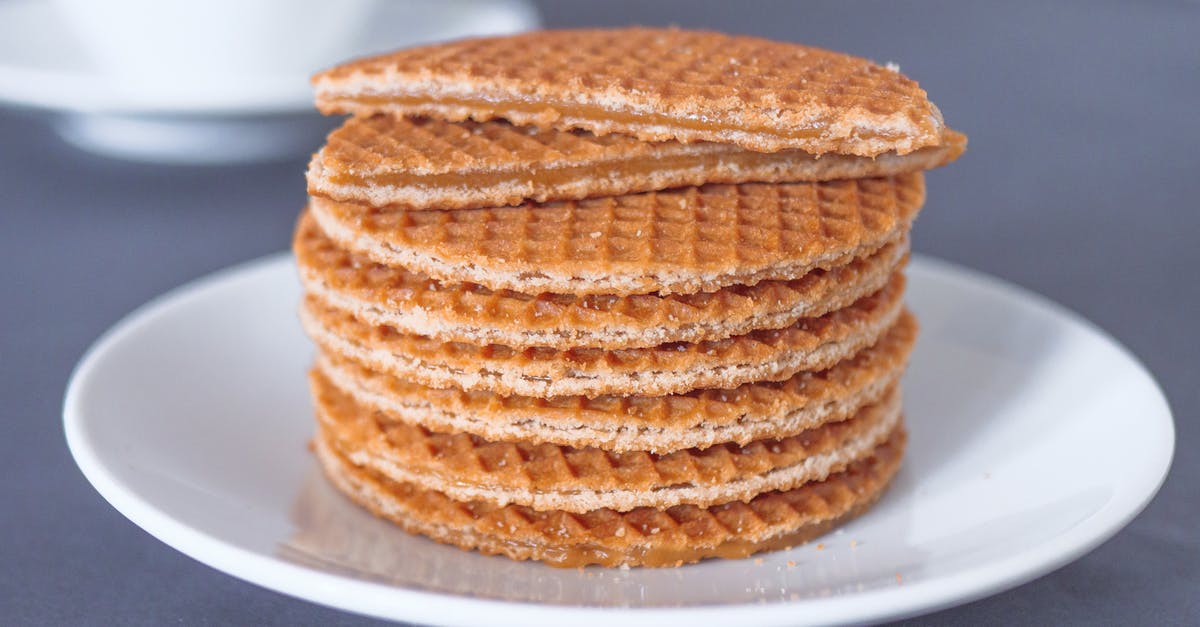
[850,539,859,549]
[816,543,825,551]
[895,572,903,584]
[754,557,764,565]
[786,560,797,568]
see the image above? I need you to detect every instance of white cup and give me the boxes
[52,0,376,98]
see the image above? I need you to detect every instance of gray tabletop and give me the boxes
[2,1,1196,624]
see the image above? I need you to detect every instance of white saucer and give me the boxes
[64,254,1173,626]
[0,0,539,162]
[0,0,539,114]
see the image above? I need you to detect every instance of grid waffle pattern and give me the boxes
[319,115,658,177]
[316,426,906,567]
[312,312,916,452]
[308,173,923,296]
[313,368,899,510]
[308,115,966,210]
[292,27,956,566]
[314,28,945,156]
[300,274,905,397]
[295,209,909,348]
[317,310,915,434]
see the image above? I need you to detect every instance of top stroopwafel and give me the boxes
[313,28,949,156]
[308,173,923,296]
[309,115,966,210]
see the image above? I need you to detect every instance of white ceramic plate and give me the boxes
[64,254,1174,627]
[0,0,538,163]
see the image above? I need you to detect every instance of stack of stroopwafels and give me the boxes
[296,28,963,568]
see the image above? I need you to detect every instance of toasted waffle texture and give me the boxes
[315,425,905,567]
[296,209,910,349]
[313,28,946,156]
[312,310,915,453]
[300,274,906,398]
[294,27,958,568]
[308,174,923,296]
[314,369,901,512]
[308,115,966,210]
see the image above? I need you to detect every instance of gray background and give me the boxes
[2,1,1196,624]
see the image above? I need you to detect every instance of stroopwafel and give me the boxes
[314,424,906,567]
[313,369,902,512]
[299,274,906,398]
[295,208,910,349]
[314,28,947,156]
[308,174,923,296]
[310,310,916,453]
[309,115,964,210]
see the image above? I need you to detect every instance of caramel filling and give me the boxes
[341,94,922,142]
[327,145,946,191]
[330,149,794,189]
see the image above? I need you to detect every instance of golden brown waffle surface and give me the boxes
[308,173,923,296]
[313,28,947,156]
[315,425,905,568]
[313,310,916,453]
[296,209,910,349]
[300,274,906,398]
[295,27,958,568]
[308,115,965,210]
[314,368,901,512]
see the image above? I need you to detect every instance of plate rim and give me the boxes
[63,252,1175,627]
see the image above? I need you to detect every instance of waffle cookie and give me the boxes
[313,366,901,512]
[308,174,924,296]
[296,209,910,349]
[308,115,966,210]
[313,28,946,156]
[297,27,963,568]
[314,424,906,568]
[311,310,916,453]
[299,273,906,398]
